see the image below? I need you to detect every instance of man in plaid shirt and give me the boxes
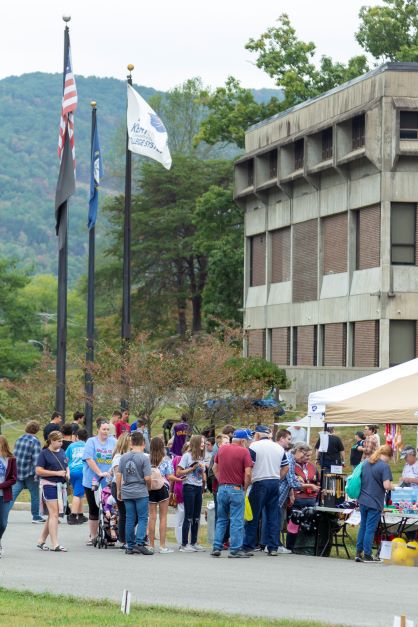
[12,420,44,523]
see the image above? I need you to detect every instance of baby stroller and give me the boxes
[93,483,119,549]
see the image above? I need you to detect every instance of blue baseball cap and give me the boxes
[255,425,271,434]
[233,429,252,440]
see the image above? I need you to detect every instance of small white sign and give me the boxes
[330,465,343,474]
[121,589,131,615]
[380,540,393,560]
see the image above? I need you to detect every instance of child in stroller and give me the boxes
[94,483,119,548]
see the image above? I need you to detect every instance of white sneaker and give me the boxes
[277,546,292,554]
[159,547,174,554]
[192,544,206,552]
[179,544,197,552]
[264,546,269,553]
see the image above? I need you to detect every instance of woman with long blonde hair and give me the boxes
[0,436,17,556]
[111,431,131,548]
[36,430,68,552]
[355,444,393,564]
[177,434,206,552]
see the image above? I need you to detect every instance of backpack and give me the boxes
[346,461,364,499]
[150,466,164,491]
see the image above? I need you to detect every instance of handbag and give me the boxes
[168,492,177,508]
[244,495,253,522]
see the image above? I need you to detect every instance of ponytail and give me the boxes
[369,444,393,465]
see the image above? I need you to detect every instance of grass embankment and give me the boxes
[0,588,342,627]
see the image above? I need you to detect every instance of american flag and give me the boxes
[57,42,77,166]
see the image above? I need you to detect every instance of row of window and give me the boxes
[249,203,418,289]
[247,320,417,369]
[244,110,418,188]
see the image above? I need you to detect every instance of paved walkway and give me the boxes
[2,511,417,626]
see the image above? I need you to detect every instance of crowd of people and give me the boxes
[0,411,415,562]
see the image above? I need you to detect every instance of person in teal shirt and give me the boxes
[66,429,88,525]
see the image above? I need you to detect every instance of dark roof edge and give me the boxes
[247,62,418,133]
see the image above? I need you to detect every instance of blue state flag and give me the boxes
[88,113,104,230]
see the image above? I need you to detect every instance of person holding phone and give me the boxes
[177,435,206,552]
[36,431,68,552]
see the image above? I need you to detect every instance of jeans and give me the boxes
[0,497,13,541]
[243,479,280,552]
[214,485,245,553]
[182,484,202,546]
[356,504,381,556]
[12,476,40,519]
[124,497,149,549]
[214,490,230,544]
[261,504,282,548]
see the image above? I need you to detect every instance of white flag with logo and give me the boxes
[127,84,172,170]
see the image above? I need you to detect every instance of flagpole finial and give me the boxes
[62,15,71,23]
[90,101,97,108]
[127,64,134,72]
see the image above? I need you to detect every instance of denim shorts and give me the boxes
[149,484,169,504]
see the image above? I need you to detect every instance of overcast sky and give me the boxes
[0,0,382,90]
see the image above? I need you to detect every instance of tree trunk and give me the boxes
[174,261,187,338]
[187,255,207,333]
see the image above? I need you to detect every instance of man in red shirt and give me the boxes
[115,410,130,439]
[211,429,253,559]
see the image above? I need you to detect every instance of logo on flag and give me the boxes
[88,115,103,230]
[127,84,172,170]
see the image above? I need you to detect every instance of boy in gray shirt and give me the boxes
[117,431,153,555]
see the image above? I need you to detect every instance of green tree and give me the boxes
[356,0,418,61]
[197,13,369,148]
[193,185,244,327]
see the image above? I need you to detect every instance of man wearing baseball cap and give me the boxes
[210,429,253,558]
[400,446,418,486]
[242,425,289,556]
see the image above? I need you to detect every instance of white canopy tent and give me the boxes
[276,415,359,443]
[308,358,418,425]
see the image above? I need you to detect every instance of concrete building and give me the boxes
[236,62,418,402]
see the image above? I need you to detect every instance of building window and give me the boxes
[322,127,333,160]
[355,205,381,270]
[353,320,379,367]
[271,327,290,365]
[294,139,304,170]
[271,227,291,283]
[391,203,416,265]
[249,234,266,287]
[269,150,278,179]
[247,160,254,187]
[352,114,365,149]
[247,329,266,358]
[292,328,298,366]
[389,320,416,367]
[400,111,418,140]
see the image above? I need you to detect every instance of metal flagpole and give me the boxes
[121,64,134,410]
[84,101,97,437]
[55,17,72,419]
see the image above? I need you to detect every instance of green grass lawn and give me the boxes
[0,588,343,626]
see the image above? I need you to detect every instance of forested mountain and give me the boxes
[0,72,279,281]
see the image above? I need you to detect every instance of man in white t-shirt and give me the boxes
[401,447,418,485]
[243,425,288,556]
[287,423,307,446]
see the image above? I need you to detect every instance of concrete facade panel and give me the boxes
[320,274,349,299]
[319,184,348,216]
[393,267,418,292]
[268,282,292,305]
[244,306,265,329]
[392,172,418,202]
[245,286,267,308]
[350,268,381,295]
[245,207,266,236]
[349,174,381,208]
[268,200,291,230]
[292,194,319,224]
